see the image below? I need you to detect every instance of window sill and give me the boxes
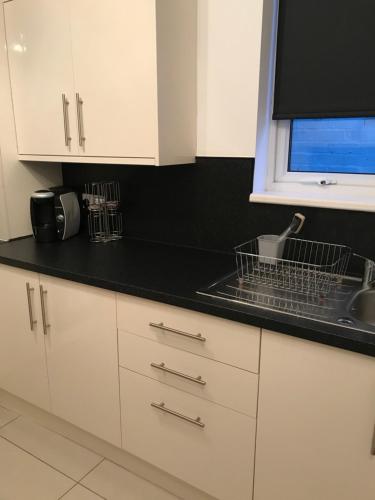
[250,191,375,212]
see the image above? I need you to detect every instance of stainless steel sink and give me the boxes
[198,272,375,335]
[198,244,375,334]
[349,289,375,326]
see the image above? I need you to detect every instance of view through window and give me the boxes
[289,118,375,174]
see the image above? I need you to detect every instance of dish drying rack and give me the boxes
[85,181,123,243]
[232,237,353,318]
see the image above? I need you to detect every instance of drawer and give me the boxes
[120,368,256,500]
[117,294,260,373]
[119,331,258,417]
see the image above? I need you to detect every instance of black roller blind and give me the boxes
[273,0,375,119]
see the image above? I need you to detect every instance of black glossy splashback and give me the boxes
[62,157,375,258]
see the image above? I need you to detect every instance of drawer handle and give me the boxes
[26,282,37,331]
[39,285,50,336]
[151,362,207,386]
[149,322,206,343]
[151,401,205,428]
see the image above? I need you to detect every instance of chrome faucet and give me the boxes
[362,259,375,290]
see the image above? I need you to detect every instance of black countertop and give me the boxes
[0,235,375,358]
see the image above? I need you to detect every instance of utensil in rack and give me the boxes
[258,213,306,263]
[279,213,306,241]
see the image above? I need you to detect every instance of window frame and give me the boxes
[274,119,375,188]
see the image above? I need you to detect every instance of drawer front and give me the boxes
[117,294,260,373]
[119,331,258,417]
[120,368,256,500]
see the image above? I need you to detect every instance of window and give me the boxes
[289,118,375,175]
[251,2,375,211]
[274,118,375,188]
[252,115,375,210]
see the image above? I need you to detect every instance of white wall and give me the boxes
[197,0,263,158]
[0,152,10,240]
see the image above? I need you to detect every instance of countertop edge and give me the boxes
[1,254,374,359]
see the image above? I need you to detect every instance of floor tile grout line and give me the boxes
[0,413,105,476]
[0,402,15,412]
[77,484,107,500]
[0,414,20,430]
[17,416,105,464]
[103,457,184,500]
[57,481,80,500]
[0,409,110,498]
[77,456,105,483]
[59,481,107,500]
[78,457,107,499]
[0,434,84,484]
[0,415,107,500]
[0,400,105,461]
[0,407,178,500]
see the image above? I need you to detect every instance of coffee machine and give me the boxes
[30,188,80,242]
[30,190,57,242]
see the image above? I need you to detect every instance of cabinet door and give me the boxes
[4,0,78,155]
[0,265,49,410]
[69,0,158,159]
[255,331,375,500]
[40,275,121,446]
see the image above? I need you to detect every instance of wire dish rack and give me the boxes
[229,237,353,318]
[236,237,351,295]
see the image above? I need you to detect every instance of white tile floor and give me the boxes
[0,404,179,500]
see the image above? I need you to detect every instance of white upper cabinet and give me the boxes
[4,0,197,166]
[4,0,78,156]
[68,0,158,160]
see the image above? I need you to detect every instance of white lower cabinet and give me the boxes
[6,263,374,500]
[0,264,121,447]
[0,264,50,410]
[0,263,258,498]
[254,331,375,500]
[117,294,260,500]
[39,275,121,446]
[120,368,256,500]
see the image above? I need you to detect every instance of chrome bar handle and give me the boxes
[62,93,71,147]
[149,322,206,343]
[151,362,206,386]
[76,92,86,147]
[26,283,37,331]
[151,402,205,428]
[39,285,50,336]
